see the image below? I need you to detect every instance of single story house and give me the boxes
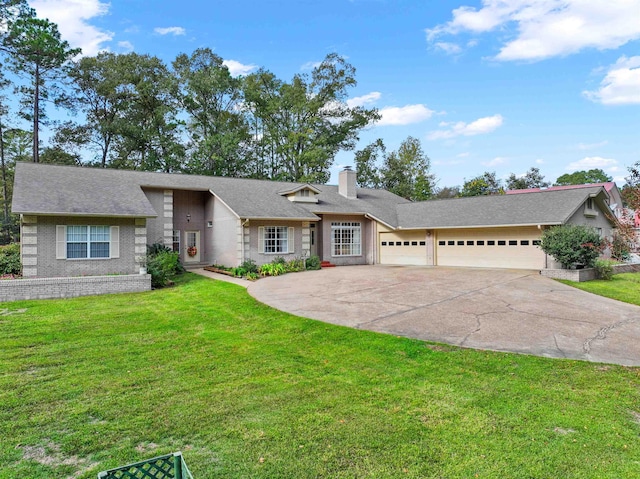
[11,162,616,278]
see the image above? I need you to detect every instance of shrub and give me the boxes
[610,231,631,262]
[285,257,305,272]
[245,271,259,281]
[233,267,247,278]
[259,262,286,277]
[272,256,286,265]
[240,259,258,274]
[0,243,21,276]
[147,242,172,256]
[539,225,603,269]
[594,259,615,280]
[147,250,183,288]
[305,255,321,270]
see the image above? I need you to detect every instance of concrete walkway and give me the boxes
[244,265,640,366]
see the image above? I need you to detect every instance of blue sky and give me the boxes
[29,0,640,188]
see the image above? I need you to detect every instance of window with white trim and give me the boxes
[258,226,295,254]
[56,225,119,260]
[331,221,361,256]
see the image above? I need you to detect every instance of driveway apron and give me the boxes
[247,265,640,366]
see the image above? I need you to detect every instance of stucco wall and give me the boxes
[25,216,140,278]
[566,202,614,237]
[143,188,166,245]
[173,189,209,263]
[319,214,371,266]
[211,197,240,266]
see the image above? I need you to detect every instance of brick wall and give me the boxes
[0,274,151,302]
[541,263,640,282]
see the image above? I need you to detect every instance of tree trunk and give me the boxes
[0,120,9,230]
[33,63,40,163]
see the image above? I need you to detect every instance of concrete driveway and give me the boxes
[247,265,640,366]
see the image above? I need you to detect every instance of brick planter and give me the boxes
[0,274,151,302]
[541,263,640,282]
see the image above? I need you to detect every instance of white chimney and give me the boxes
[339,166,357,199]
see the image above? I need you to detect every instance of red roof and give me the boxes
[505,182,616,195]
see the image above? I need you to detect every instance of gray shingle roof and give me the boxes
[12,163,607,229]
[396,187,607,229]
[11,163,408,225]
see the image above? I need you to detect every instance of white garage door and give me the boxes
[380,231,427,265]
[436,227,545,270]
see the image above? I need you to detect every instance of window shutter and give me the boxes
[110,226,120,258]
[258,226,264,253]
[56,225,66,259]
[288,227,295,253]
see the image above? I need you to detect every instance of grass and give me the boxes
[1,273,639,478]
[559,272,640,306]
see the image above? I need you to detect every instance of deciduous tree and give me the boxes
[173,48,249,177]
[554,169,612,186]
[243,54,379,183]
[506,167,549,190]
[459,171,503,197]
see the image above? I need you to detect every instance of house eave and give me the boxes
[14,211,158,218]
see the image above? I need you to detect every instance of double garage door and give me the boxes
[380,227,544,269]
[435,227,544,270]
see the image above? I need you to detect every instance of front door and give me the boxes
[184,230,201,263]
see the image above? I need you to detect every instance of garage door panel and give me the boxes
[380,232,427,265]
[436,228,544,270]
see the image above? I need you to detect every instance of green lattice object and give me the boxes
[97,452,194,479]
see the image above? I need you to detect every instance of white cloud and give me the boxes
[154,26,186,36]
[117,41,134,53]
[577,140,608,150]
[346,92,381,108]
[426,0,640,62]
[427,114,503,140]
[566,156,618,171]
[434,42,462,55]
[535,158,544,164]
[301,61,322,70]
[30,0,112,56]
[223,59,257,76]
[483,156,508,167]
[583,56,640,105]
[376,104,434,126]
[457,152,470,158]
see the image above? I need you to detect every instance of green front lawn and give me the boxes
[559,272,640,306]
[1,273,639,478]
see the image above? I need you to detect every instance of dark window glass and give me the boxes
[521,240,530,246]
[404,241,410,246]
[419,241,426,246]
[438,241,445,246]
[448,240,455,246]
[381,242,387,246]
[532,240,541,246]
[498,240,506,246]
[509,240,517,246]
[467,240,474,245]
[411,241,418,246]
[477,240,485,246]
[457,240,464,246]
[487,240,495,245]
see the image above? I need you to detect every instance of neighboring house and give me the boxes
[11,163,616,277]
